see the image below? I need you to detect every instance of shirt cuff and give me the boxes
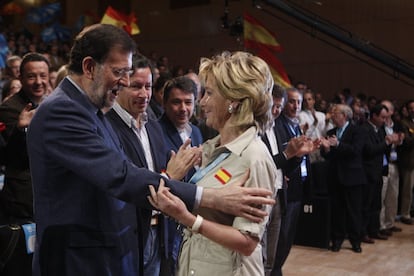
[193,186,203,210]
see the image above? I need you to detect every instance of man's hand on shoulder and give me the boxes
[200,169,275,223]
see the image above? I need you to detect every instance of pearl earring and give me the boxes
[228,105,233,114]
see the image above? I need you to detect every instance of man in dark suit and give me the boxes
[399,100,414,225]
[269,87,312,276]
[0,52,50,276]
[320,104,366,253]
[159,76,203,182]
[26,24,275,276]
[262,85,315,276]
[360,104,398,243]
[106,53,198,275]
[158,76,204,272]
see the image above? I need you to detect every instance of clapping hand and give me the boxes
[18,103,37,130]
[165,139,202,180]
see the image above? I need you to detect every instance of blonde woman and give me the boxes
[149,51,277,275]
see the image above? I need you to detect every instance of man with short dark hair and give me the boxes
[158,76,204,272]
[106,53,198,275]
[262,85,315,276]
[399,99,414,225]
[360,104,399,243]
[159,76,203,182]
[0,52,50,275]
[270,87,312,276]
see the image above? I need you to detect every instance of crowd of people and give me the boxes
[0,23,413,276]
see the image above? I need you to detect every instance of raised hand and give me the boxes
[285,135,318,158]
[17,103,36,130]
[166,138,202,180]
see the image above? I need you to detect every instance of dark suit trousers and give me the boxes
[362,175,383,236]
[331,183,363,243]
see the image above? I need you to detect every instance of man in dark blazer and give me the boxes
[159,76,203,182]
[158,76,204,272]
[0,52,50,275]
[360,104,396,243]
[262,85,315,276]
[269,87,312,276]
[320,104,366,253]
[26,24,274,276]
[106,53,198,275]
[399,99,414,225]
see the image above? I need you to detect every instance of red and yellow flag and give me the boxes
[244,12,282,52]
[256,44,291,88]
[0,2,25,16]
[101,6,140,35]
[214,168,232,185]
[244,12,291,88]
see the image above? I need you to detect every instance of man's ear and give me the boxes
[83,57,95,80]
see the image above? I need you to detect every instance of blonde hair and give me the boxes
[198,51,274,134]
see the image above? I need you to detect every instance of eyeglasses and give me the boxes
[93,58,133,79]
[111,67,134,79]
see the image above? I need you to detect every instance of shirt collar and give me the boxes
[67,76,86,95]
[177,123,192,136]
[340,120,350,131]
[368,120,378,132]
[112,102,135,129]
[283,113,300,126]
[204,126,258,158]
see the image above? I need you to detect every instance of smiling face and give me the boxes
[163,88,195,129]
[284,89,302,119]
[271,96,285,119]
[200,77,230,132]
[20,60,49,104]
[88,49,132,109]
[117,66,153,118]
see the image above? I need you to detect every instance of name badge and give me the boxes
[22,223,36,254]
[300,156,308,178]
[390,149,398,162]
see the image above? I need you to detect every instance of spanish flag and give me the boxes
[0,2,25,16]
[244,12,282,52]
[101,6,140,35]
[256,44,291,88]
[214,168,232,185]
[244,12,291,88]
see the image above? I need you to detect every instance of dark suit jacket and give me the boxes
[106,109,170,260]
[398,118,414,169]
[27,78,197,276]
[0,90,36,221]
[273,114,311,202]
[158,113,203,182]
[321,123,367,187]
[262,127,301,175]
[360,121,387,183]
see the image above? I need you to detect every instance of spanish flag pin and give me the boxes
[214,168,232,185]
